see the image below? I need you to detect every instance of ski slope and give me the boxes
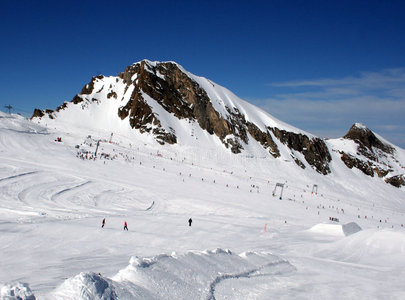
[1,112,405,299]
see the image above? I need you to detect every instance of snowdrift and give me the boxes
[49,249,295,299]
[1,282,36,300]
[308,222,362,237]
[52,272,116,300]
[314,229,405,267]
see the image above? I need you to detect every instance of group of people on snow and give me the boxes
[101,218,128,230]
[101,218,192,230]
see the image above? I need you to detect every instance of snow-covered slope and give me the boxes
[1,111,405,299]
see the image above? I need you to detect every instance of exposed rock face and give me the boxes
[339,123,404,187]
[374,167,390,178]
[246,123,280,158]
[344,123,394,160]
[271,128,331,174]
[385,175,405,188]
[116,61,230,145]
[80,76,98,95]
[32,109,45,118]
[340,152,374,177]
[32,109,54,119]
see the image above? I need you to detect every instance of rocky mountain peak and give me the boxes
[116,60,231,145]
[338,123,404,187]
[344,123,394,155]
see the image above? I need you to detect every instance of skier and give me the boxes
[188,218,192,227]
[124,221,128,231]
[102,218,106,228]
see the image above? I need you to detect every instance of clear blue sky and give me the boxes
[1,0,405,147]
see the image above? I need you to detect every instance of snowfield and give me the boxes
[1,112,405,299]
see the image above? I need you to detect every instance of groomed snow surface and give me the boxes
[1,112,405,299]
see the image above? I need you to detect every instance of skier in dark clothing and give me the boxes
[188,218,192,227]
[102,218,106,228]
[124,221,128,231]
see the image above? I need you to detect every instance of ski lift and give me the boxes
[272,183,285,200]
[311,184,318,195]
[94,140,101,159]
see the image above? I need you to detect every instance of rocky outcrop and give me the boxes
[32,109,45,118]
[271,128,331,174]
[385,175,405,188]
[247,123,280,158]
[344,123,394,160]
[80,75,103,95]
[374,167,390,178]
[117,84,176,144]
[338,123,401,185]
[340,152,374,177]
[107,91,117,99]
[118,61,232,144]
[32,109,54,119]
[291,155,306,169]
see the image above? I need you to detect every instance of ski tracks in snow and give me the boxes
[207,259,295,300]
[0,165,157,220]
[0,171,38,183]
[50,180,93,202]
[145,201,155,211]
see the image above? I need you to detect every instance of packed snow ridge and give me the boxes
[2,250,294,299]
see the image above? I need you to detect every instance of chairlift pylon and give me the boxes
[272,183,284,200]
[312,184,318,195]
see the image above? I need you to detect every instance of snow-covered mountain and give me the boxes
[32,60,405,187]
[1,98,405,297]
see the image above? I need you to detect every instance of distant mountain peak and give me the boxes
[337,123,405,187]
[344,123,394,154]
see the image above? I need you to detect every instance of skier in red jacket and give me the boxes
[124,221,128,231]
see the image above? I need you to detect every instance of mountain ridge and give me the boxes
[31,60,404,187]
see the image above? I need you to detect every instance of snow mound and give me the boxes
[0,282,36,300]
[309,223,345,236]
[308,222,362,237]
[48,250,295,299]
[315,229,405,267]
[52,272,117,300]
[0,113,47,134]
[111,249,295,299]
